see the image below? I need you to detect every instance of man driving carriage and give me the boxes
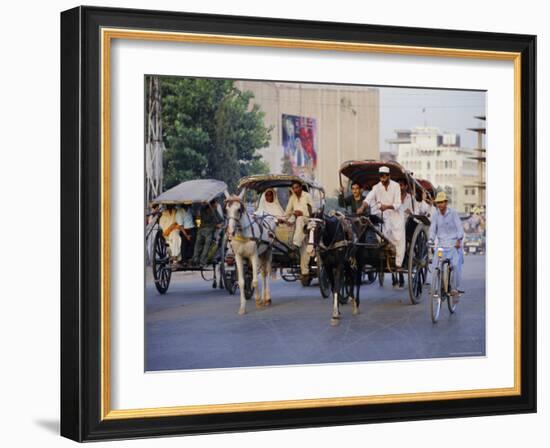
[285,181,314,280]
[192,199,224,268]
[357,166,406,277]
[176,204,196,262]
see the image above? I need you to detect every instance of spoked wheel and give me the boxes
[362,268,377,285]
[319,266,330,299]
[152,229,172,294]
[444,262,457,314]
[200,266,213,282]
[280,267,299,282]
[430,268,442,323]
[408,225,429,304]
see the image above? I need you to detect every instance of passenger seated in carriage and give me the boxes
[192,200,223,268]
[256,188,285,218]
[338,181,366,214]
[175,204,196,263]
[158,204,182,268]
[284,181,314,280]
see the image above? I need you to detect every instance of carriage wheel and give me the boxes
[319,266,330,299]
[152,230,171,294]
[280,267,299,282]
[362,267,377,285]
[200,266,214,282]
[407,224,429,305]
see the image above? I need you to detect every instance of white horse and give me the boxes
[225,193,276,315]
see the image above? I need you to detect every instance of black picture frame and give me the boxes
[61,5,536,442]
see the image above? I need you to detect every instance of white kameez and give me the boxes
[365,180,405,267]
[159,209,181,260]
[256,188,285,218]
[285,191,314,274]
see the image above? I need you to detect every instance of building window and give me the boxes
[427,161,430,170]
[465,189,469,195]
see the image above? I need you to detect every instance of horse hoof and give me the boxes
[264,300,272,307]
[255,302,263,309]
[352,308,360,316]
[330,318,340,327]
[238,309,246,316]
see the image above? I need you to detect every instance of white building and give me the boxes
[394,127,479,213]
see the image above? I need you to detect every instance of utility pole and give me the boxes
[145,76,165,204]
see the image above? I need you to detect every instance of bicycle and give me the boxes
[429,244,458,323]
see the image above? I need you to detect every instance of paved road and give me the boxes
[145,255,486,371]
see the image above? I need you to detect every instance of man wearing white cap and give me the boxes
[358,165,405,278]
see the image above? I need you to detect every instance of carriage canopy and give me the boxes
[237,174,325,195]
[152,179,228,205]
[339,160,427,202]
[416,178,436,200]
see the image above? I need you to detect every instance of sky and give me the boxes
[378,87,486,151]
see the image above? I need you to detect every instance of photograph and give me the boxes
[59,6,537,441]
[144,76,487,371]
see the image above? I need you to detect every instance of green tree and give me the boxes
[156,77,271,191]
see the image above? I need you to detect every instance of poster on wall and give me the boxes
[282,114,317,179]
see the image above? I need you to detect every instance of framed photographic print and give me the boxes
[60,6,536,442]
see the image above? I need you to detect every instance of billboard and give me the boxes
[282,114,317,179]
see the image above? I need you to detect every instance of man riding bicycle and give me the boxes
[428,191,464,298]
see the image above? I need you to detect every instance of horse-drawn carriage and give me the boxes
[148,179,228,294]
[224,174,326,291]
[338,160,433,305]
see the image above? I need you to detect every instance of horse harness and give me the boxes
[226,198,274,249]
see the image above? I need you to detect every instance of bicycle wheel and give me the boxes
[446,264,457,314]
[430,268,442,323]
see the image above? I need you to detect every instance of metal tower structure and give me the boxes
[467,115,486,212]
[145,76,165,204]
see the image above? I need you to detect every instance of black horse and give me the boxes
[307,213,358,326]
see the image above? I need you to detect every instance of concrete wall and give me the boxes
[236,81,380,196]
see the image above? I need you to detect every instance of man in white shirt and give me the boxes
[358,166,405,273]
[158,205,181,267]
[285,181,314,279]
[175,204,195,262]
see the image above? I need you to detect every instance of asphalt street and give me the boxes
[145,255,486,371]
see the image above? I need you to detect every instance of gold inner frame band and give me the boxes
[100,27,522,421]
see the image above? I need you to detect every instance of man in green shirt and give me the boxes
[192,200,223,267]
[338,181,366,214]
